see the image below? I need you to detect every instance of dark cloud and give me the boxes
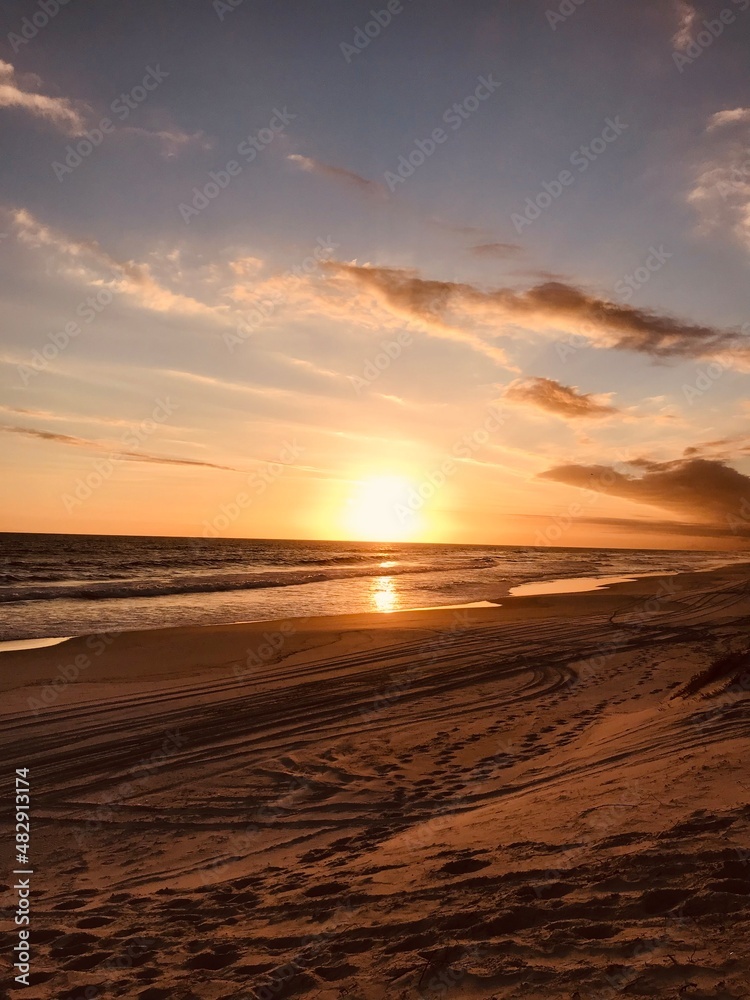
[683,436,750,459]
[1,425,238,471]
[539,457,750,529]
[505,376,619,419]
[578,515,750,540]
[529,512,750,541]
[323,262,748,362]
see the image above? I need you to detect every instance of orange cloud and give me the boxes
[1,424,239,471]
[505,377,619,418]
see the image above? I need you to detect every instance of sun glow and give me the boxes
[345,475,421,542]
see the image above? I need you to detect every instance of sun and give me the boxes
[345,475,420,542]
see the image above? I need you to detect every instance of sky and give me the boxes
[1,0,749,548]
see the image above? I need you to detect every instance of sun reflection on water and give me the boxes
[372,576,398,613]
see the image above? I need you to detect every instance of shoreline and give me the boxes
[2,562,748,700]
[3,559,749,655]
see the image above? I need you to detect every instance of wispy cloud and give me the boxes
[322,261,748,366]
[9,207,224,321]
[549,513,749,542]
[0,60,86,134]
[0,404,133,427]
[427,218,489,239]
[469,242,522,259]
[121,125,213,157]
[683,434,750,459]
[672,0,698,50]
[286,155,507,249]
[0,424,239,471]
[287,154,388,198]
[322,261,512,367]
[689,111,750,257]
[505,377,619,419]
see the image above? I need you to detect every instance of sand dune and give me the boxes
[1,565,749,999]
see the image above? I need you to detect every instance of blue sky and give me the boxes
[1,0,749,547]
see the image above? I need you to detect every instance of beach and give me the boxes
[2,563,749,999]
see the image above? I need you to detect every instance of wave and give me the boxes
[0,556,501,604]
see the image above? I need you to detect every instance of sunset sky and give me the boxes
[1,0,749,548]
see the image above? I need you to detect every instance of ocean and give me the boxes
[0,532,747,641]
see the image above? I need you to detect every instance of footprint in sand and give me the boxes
[439,858,491,875]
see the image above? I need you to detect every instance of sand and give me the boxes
[1,564,749,1000]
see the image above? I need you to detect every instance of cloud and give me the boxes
[688,109,750,257]
[504,377,619,419]
[672,0,698,50]
[0,424,238,471]
[427,218,487,239]
[287,154,388,198]
[322,261,748,366]
[287,156,506,248]
[558,514,750,542]
[0,404,133,427]
[707,108,750,131]
[120,125,213,157]
[322,261,512,366]
[9,207,224,321]
[0,60,86,134]
[682,434,750,459]
[469,242,522,259]
[539,456,750,530]
[228,256,264,277]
